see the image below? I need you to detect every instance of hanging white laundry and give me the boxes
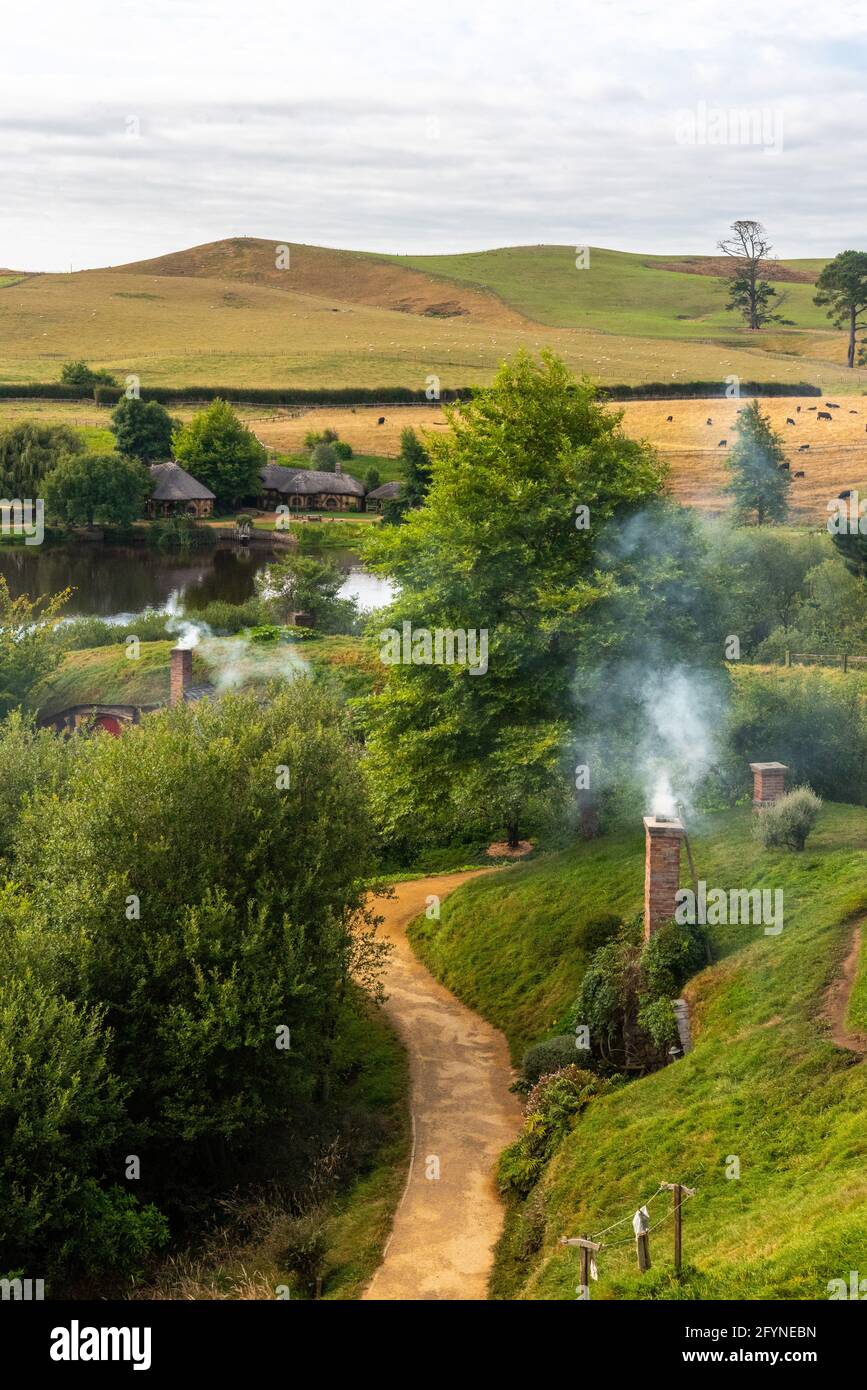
[632,1206,650,1236]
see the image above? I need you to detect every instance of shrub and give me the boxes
[498,1066,611,1197]
[192,599,263,634]
[283,1210,328,1298]
[521,1034,579,1085]
[333,440,353,460]
[311,442,337,472]
[147,515,217,550]
[753,786,822,852]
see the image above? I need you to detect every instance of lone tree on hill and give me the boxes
[110,398,176,462]
[725,400,790,525]
[718,220,791,329]
[814,250,867,368]
[173,400,266,507]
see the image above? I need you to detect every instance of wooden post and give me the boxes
[636,1231,651,1272]
[661,1181,695,1275]
[559,1236,601,1298]
[673,1183,683,1274]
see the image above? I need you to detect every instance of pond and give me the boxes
[0,541,395,620]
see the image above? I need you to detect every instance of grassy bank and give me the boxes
[412,803,867,1299]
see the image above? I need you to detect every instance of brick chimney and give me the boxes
[170,646,192,707]
[643,814,685,941]
[750,762,788,807]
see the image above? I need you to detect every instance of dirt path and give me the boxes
[823,920,867,1054]
[362,872,522,1301]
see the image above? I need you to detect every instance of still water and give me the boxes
[0,542,394,619]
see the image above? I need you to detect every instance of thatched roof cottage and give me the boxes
[365,480,403,512]
[259,463,365,512]
[148,462,216,518]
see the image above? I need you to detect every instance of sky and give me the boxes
[2,0,867,271]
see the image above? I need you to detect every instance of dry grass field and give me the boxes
[3,394,865,525]
[3,238,867,393]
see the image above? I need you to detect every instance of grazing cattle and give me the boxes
[796,405,801,412]
[377,416,385,425]
[706,418,713,425]
[786,417,796,425]
[818,411,832,421]
[798,444,810,451]
[666,415,673,422]
[839,489,852,499]
[718,439,727,447]
[826,402,840,408]
[778,461,790,470]
[793,470,805,478]
[808,406,817,411]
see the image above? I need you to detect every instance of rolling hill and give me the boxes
[1,238,866,393]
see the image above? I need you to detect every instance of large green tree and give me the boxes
[110,397,176,462]
[43,452,150,528]
[725,400,790,525]
[363,351,666,854]
[173,399,266,506]
[0,422,84,495]
[814,250,867,368]
[7,683,384,1189]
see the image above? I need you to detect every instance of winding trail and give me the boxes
[363,872,522,1301]
[823,919,867,1055]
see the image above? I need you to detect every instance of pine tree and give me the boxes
[725,400,790,525]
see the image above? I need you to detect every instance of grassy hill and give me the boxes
[3,238,866,392]
[410,803,867,1299]
[378,245,833,338]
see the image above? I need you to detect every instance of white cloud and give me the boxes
[1,0,866,268]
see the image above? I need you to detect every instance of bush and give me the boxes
[147,515,217,550]
[283,1210,328,1298]
[497,1066,611,1197]
[521,1034,580,1085]
[333,441,353,460]
[311,442,337,472]
[753,786,822,851]
[57,612,172,650]
[192,599,264,634]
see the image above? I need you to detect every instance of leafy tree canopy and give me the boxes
[172,400,266,506]
[43,452,151,529]
[110,397,176,462]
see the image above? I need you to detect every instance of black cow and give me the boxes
[706,417,713,425]
[377,416,385,425]
[796,405,801,412]
[778,461,790,470]
[718,439,727,447]
[798,444,810,451]
[666,415,673,422]
[793,470,805,478]
[786,417,796,425]
[808,406,818,411]
[818,411,833,421]
[826,402,840,408]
